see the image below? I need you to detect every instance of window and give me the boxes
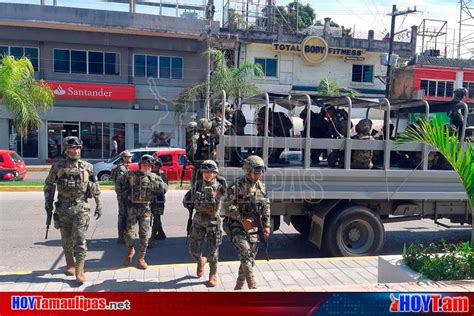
[159,56,171,79]
[420,79,455,97]
[134,54,183,79]
[54,49,70,73]
[9,121,39,158]
[71,50,87,74]
[352,65,373,83]
[0,155,3,163]
[158,154,173,165]
[146,55,158,77]
[255,58,278,77]
[0,46,39,71]
[463,81,474,98]
[54,49,120,75]
[105,52,120,75]
[178,154,188,165]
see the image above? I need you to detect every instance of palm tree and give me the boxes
[0,55,54,136]
[175,48,264,122]
[396,116,474,247]
[318,78,359,98]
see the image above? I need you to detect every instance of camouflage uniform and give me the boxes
[351,119,374,169]
[44,136,101,284]
[122,155,167,269]
[187,118,217,185]
[111,151,132,243]
[224,156,271,290]
[148,161,169,247]
[188,160,226,286]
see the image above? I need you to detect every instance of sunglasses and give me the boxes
[201,163,217,171]
[252,166,266,173]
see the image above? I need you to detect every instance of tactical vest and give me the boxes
[129,172,155,204]
[56,161,90,200]
[352,135,373,163]
[235,179,265,213]
[111,163,127,183]
[194,181,220,215]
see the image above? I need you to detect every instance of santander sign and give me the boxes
[46,81,136,101]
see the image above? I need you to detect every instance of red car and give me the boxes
[0,150,27,180]
[128,148,193,182]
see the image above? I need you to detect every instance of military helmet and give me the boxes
[139,154,155,165]
[186,121,198,131]
[355,119,373,134]
[154,157,163,167]
[214,102,233,113]
[120,150,133,158]
[62,136,82,151]
[197,118,212,131]
[242,155,266,174]
[200,160,219,173]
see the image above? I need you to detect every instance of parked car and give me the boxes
[0,150,27,180]
[93,147,193,182]
[0,167,22,181]
[128,148,193,182]
[279,150,303,166]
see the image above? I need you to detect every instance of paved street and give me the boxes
[0,190,471,274]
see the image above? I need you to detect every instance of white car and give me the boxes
[279,150,303,166]
[93,147,169,181]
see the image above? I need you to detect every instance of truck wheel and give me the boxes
[290,215,311,237]
[323,206,384,257]
[98,171,111,181]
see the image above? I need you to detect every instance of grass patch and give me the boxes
[402,241,474,281]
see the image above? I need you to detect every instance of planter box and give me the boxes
[378,255,424,283]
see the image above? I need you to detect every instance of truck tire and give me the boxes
[323,206,384,257]
[290,215,311,237]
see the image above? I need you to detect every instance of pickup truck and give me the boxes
[216,92,472,257]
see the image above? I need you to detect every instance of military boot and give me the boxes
[64,251,75,276]
[246,273,257,290]
[208,265,218,287]
[123,246,135,267]
[136,251,148,270]
[234,277,245,290]
[117,230,125,244]
[75,260,86,284]
[196,256,207,278]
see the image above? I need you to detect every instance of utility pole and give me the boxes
[385,5,417,98]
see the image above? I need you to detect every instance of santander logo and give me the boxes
[54,85,66,96]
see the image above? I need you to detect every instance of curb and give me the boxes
[26,166,51,172]
[0,185,189,192]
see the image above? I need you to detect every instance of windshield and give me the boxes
[9,152,24,163]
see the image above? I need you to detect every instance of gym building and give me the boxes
[0,2,218,164]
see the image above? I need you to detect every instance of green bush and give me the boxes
[402,241,474,281]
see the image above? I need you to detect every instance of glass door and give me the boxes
[47,122,79,159]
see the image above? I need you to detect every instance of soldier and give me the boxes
[224,155,271,290]
[111,150,133,244]
[148,157,168,247]
[211,102,234,137]
[186,118,217,185]
[188,160,226,287]
[44,136,102,284]
[351,119,374,169]
[324,105,350,168]
[122,155,167,269]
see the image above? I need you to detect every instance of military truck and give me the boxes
[216,91,472,257]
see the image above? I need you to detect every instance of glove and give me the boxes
[241,218,253,231]
[94,206,102,220]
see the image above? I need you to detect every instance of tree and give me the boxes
[274,1,315,33]
[396,116,474,248]
[0,55,54,136]
[318,78,359,98]
[175,49,264,121]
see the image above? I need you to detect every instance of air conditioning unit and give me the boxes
[423,49,440,57]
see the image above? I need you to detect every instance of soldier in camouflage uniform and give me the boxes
[186,118,218,185]
[224,155,271,290]
[148,157,169,248]
[351,119,374,169]
[44,136,102,284]
[111,150,133,244]
[121,155,167,269]
[188,160,226,287]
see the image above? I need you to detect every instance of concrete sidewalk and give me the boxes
[1,257,472,292]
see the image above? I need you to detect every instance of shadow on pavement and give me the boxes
[83,276,208,291]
